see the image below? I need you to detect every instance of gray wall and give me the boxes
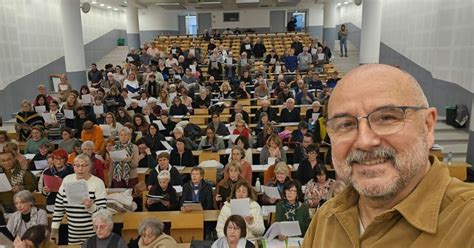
[308,26,323,40]
[0,29,126,121]
[139,30,180,45]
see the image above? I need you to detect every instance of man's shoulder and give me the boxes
[444,178,474,205]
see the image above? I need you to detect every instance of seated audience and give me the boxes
[216,181,265,240]
[4,142,28,170]
[24,126,49,155]
[262,162,291,205]
[296,144,324,185]
[229,147,252,185]
[81,209,127,248]
[132,113,149,136]
[15,100,44,141]
[280,98,300,123]
[198,126,225,151]
[215,162,247,208]
[146,170,179,211]
[142,123,167,154]
[44,99,66,140]
[38,149,74,206]
[13,225,55,248]
[158,111,176,137]
[28,143,51,170]
[170,126,197,150]
[254,100,278,123]
[81,121,104,153]
[208,113,230,136]
[293,133,315,164]
[169,96,189,116]
[7,190,48,238]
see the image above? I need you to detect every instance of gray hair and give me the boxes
[138,218,164,236]
[157,170,171,181]
[173,126,184,134]
[74,154,92,167]
[119,127,132,135]
[13,190,35,205]
[81,141,94,150]
[92,209,114,231]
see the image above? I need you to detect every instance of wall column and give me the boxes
[359,0,383,64]
[126,0,140,50]
[467,96,474,166]
[323,0,337,50]
[59,0,87,89]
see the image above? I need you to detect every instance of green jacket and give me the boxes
[276,201,310,237]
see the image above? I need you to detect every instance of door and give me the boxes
[270,10,286,33]
[197,13,212,35]
[178,16,186,35]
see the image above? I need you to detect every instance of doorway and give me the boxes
[185,15,197,35]
[292,11,306,32]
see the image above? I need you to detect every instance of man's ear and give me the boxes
[424,107,437,147]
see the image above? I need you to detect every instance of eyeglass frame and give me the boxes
[326,105,427,138]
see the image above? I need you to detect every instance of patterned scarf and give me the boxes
[283,200,299,221]
[112,142,134,182]
[9,165,25,187]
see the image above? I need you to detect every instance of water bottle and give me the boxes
[447,152,453,166]
[255,178,261,193]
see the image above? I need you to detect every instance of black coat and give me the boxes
[169,149,195,167]
[280,108,301,123]
[296,159,323,185]
[180,181,214,210]
[147,184,179,211]
[253,43,267,58]
[254,107,278,123]
[147,166,182,187]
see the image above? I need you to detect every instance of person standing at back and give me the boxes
[303,64,474,247]
[338,24,348,57]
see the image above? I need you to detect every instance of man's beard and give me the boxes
[332,136,429,200]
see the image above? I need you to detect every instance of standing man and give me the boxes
[88,63,103,88]
[303,64,474,247]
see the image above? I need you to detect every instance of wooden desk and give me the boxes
[445,162,471,181]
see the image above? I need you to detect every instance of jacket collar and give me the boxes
[328,156,450,234]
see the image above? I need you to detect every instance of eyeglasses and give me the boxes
[227,225,241,231]
[326,106,427,141]
[285,189,298,193]
[73,163,89,168]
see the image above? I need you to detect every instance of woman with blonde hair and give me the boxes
[259,134,286,164]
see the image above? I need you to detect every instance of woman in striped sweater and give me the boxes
[50,154,107,245]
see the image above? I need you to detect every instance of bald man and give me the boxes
[303,64,474,247]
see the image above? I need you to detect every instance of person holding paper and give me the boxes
[3,143,28,170]
[158,111,176,137]
[73,107,98,138]
[38,149,74,206]
[61,93,80,129]
[142,105,158,124]
[57,74,72,102]
[104,86,126,114]
[143,123,167,154]
[146,170,179,211]
[180,167,213,211]
[305,101,321,123]
[123,73,141,97]
[213,215,256,248]
[303,164,335,208]
[33,95,50,113]
[50,154,107,245]
[104,113,124,137]
[216,162,246,208]
[193,88,211,109]
[43,100,66,140]
[116,107,133,125]
[132,113,150,136]
[169,138,195,168]
[170,126,197,151]
[0,151,37,213]
[261,162,292,205]
[275,180,310,240]
[240,37,253,57]
[216,180,265,241]
[92,96,107,124]
[100,72,122,90]
[28,143,51,170]
[15,100,45,142]
[7,190,48,238]
[198,126,225,151]
[259,134,287,165]
[111,128,140,189]
[24,126,49,155]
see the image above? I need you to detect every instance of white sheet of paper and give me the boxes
[262,186,281,199]
[155,150,171,156]
[245,44,251,50]
[263,221,301,241]
[267,157,276,166]
[99,124,111,136]
[0,174,12,192]
[261,205,276,215]
[81,94,92,104]
[270,58,276,64]
[231,198,250,217]
[59,84,68,91]
[153,120,166,131]
[174,166,185,171]
[311,48,317,55]
[34,105,46,113]
[93,105,104,115]
[172,48,177,54]
[127,110,136,117]
[190,64,196,73]
[173,185,183,194]
[64,109,75,119]
[224,148,232,154]
[169,92,177,100]
[226,57,233,65]
[138,100,147,108]
[24,154,36,160]
[174,74,181,80]
[161,141,174,151]
[64,180,89,205]
[136,167,149,174]
[109,150,127,162]
[33,160,48,170]
[144,115,150,124]
[230,134,239,144]
[41,113,52,123]
[127,56,134,62]
[317,53,325,60]
[275,65,281,73]
[312,113,320,124]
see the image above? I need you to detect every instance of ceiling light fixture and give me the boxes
[107,5,112,8]
[100,3,105,6]
[197,1,221,4]
[155,2,180,5]
[114,8,118,10]
[91,1,97,4]
[344,1,349,4]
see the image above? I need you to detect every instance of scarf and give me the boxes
[191,182,201,202]
[282,200,299,221]
[11,207,40,237]
[9,166,25,187]
[112,142,134,182]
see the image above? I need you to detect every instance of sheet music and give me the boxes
[161,141,174,151]
[43,175,62,192]
[262,186,281,199]
[81,94,92,104]
[0,174,12,192]
[64,109,74,119]
[93,105,104,115]
[263,221,301,241]
[34,105,46,113]
[153,120,166,131]
[41,113,53,123]
[109,150,127,162]
[59,84,68,91]
[231,198,250,217]
[99,125,111,136]
[33,160,48,170]
[64,180,89,205]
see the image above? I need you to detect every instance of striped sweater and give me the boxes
[51,174,107,245]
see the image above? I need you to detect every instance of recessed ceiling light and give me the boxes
[337,3,342,6]
[100,3,105,6]
[344,1,349,4]
[107,5,112,8]
[91,1,97,4]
